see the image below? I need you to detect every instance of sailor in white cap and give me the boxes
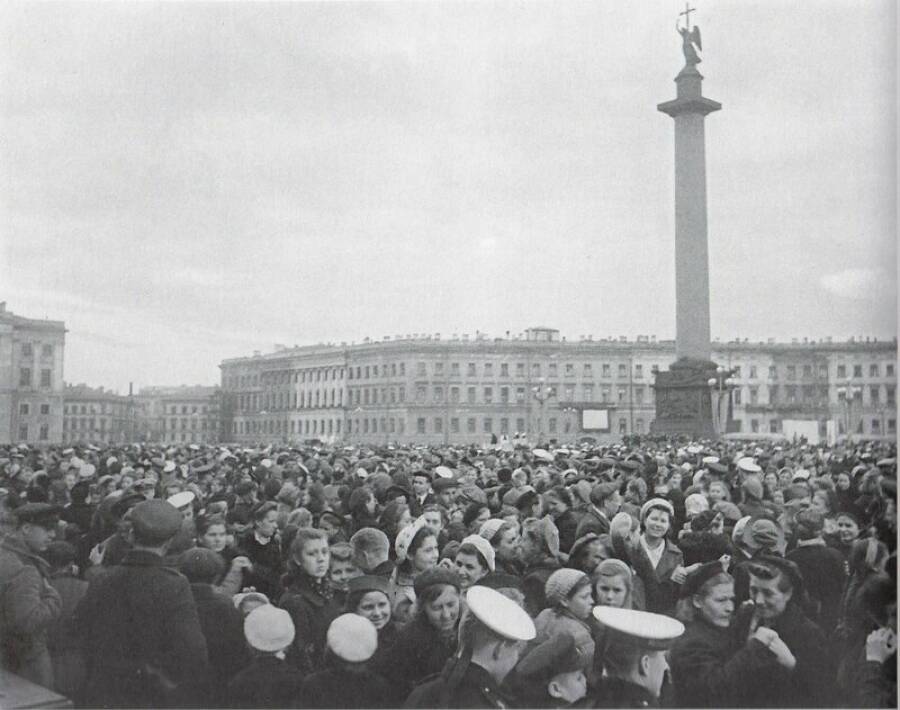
[405,585,536,708]
[593,606,685,708]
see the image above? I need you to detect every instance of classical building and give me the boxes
[0,303,66,445]
[220,328,897,446]
[136,385,221,445]
[62,384,145,444]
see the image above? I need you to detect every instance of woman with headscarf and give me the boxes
[392,519,439,625]
[520,516,562,617]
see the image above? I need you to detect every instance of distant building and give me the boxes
[220,328,897,445]
[62,384,145,444]
[136,385,221,445]
[0,302,66,445]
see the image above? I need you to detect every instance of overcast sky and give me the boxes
[1,1,895,393]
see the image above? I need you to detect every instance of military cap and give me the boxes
[737,457,762,474]
[516,631,589,684]
[14,503,61,528]
[593,606,684,651]
[179,547,225,583]
[467,585,536,641]
[708,461,729,475]
[681,559,730,598]
[167,490,195,510]
[130,499,183,544]
[411,468,433,482]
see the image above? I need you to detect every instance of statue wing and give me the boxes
[692,26,702,50]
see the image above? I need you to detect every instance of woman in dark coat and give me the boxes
[669,563,781,708]
[544,486,579,555]
[279,528,342,675]
[520,516,562,617]
[238,501,283,599]
[344,575,399,670]
[373,568,462,704]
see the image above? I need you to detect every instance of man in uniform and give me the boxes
[593,606,685,708]
[74,499,209,708]
[0,503,63,687]
[405,584,536,708]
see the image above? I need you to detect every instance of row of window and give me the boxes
[17,424,50,441]
[18,368,53,388]
[402,384,648,406]
[168,405,210,415]
[233,418,343,437]
[228,368,344,390]
[63,418,122,431]
[234,389,343,412]
[411,416,644,436]
[732,384,896,406]
[166,418,211,431]
[730,363,895,380]
[20,343,55,358]
[63,404,127,415]
[18,403,51,416]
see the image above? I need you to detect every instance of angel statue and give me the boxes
[677,12,702,66]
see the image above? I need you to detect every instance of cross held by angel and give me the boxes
[677,3,702,66]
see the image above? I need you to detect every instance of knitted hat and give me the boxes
[544,568,589,607]
[684,493,710,518]
[741,517,784,552]
[413,566,461,596]
[640,498,674,521]
[179,547,225,583]
[460,534,496,572]
[327,614,377,662]
[244,605,295,653]
[478,518,505,543]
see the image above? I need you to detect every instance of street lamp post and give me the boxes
[561,406,578,444]
[707,366,735,436]
[531,377,555,446]
[835,381,862,441]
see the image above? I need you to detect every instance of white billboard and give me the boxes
[783,419,821,444]
[582,409,610,431]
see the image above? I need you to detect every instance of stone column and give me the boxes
[658,65,720,362]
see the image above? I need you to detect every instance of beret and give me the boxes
[130,500,183,544]
[478,518,506,543]
[681,559,729,598]
[413,566,461,596]
[245,605,294,653]
[460,534,496,572]
[327,614,377,662]
[590,482,620,506]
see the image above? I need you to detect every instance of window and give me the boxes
[889,419,896,434]
[451,362,460,377]
[870,364,879,377]
[601,386,610,402]
[40,404,49,415]
[19,424,28,440]
[372,365,379,377]
[467,387,476,404]
[499,363,508,377]
[467,418,476,434]
[417,362,426,376]
[515,387,525,403]
[516,363,525,377]
[802,364,812,377]
[484,387,493,403]
[769,366,778,379]
[21,343,33,357]
[853,364,863,378]
[583,364,592,377]
[751,419,760,433]
[451,418,460,433]
[601,364,610,378]
[837,364,846,379]
[566,363,575,377]
[634,364,643,379]
[548,418,557,433]
[617,364,626,378]
[872,418,880,433]
[583,385,594,401]
[467,363,477,377]
[887,386,895,405]
[42,344,53,357]
[786,366,795,380]
[500,387,509,403]
[749,366,757,379]
[532,363,541,377]
[870,387,880,405]
[450,386,460,403]
[434,362,444,376]
[484,363,493,376]
[770,420,780,433]
[416,418,426,434]
[19,403,29,415]
[750,387,759,404]
[399,363,406,376]
[635,387,644,405]
[785,386,796,403]
[734,388,743,405]
[433,386,443,403]
[618,418,627,434]
[516,418,526,433]
[434,417,443,433]
[398,386,405,402]
[19,368,31,387]
[886,364,894,377]
[618,388,626,403]
[548,363,558,377]
[416,386,426,403]
[732,420,742,433]
[483,418,493,433]
[651,364,659,374]
[564,385,575,401]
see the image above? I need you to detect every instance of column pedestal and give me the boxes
[651,357,718,437]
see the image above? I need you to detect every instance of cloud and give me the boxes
[819,268,885,300]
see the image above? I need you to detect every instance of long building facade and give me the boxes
[136,385,222,445]
[62,384,145,444]
[0,303,66,445]
[220,327,897,446]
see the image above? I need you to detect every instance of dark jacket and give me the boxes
[594,677,659,708]
[0,532,62,687]
[668,617,780,708]
[190,582,249,706]
[731,602,833,708]
[627,537,683,616]
[300,664,393,709]
[786,540,847,634]
[404,662,514,709]
[74,548,209,708]
[237,532,283,599]
[554,510,580,554]
[47,572,88,700]
[279,573,342,674]
[574,507,611,540]
[227,655,304,709]
[373,616,458,704]
[678,531,731,566]
[522,558,562,617]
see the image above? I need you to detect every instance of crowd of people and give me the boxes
[0,435,896,708]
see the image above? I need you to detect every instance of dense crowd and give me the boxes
[0,435,896,708]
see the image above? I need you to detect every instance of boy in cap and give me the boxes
[299,613,392,709]
[510,631,590,707]
[405,585,536,708]
[74,499,209,708]
[227,604,303,709]
[0,503,63,686]
[593,606,685,708]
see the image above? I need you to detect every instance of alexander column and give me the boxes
[652,5,728,437]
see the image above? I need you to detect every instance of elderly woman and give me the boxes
[669,562,783,707]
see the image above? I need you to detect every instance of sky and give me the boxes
[1,1,896,393]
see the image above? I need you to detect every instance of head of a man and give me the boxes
[349,527,390,573]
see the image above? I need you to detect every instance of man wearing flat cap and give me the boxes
[0,503,63,687]
[74,499,209,707]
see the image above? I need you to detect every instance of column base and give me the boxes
[651,357,718,438]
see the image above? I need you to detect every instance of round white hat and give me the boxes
[532,448,553,462]
[736,457,761,474]
[167,490,195,510]
[327,614,377,662]
[466,585,536,641]
[244,604,294,653]
[434,465,454,479]
[592,606,684,650]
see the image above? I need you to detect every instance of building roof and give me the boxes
[64,384,127,401]
[0,302,66,332]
